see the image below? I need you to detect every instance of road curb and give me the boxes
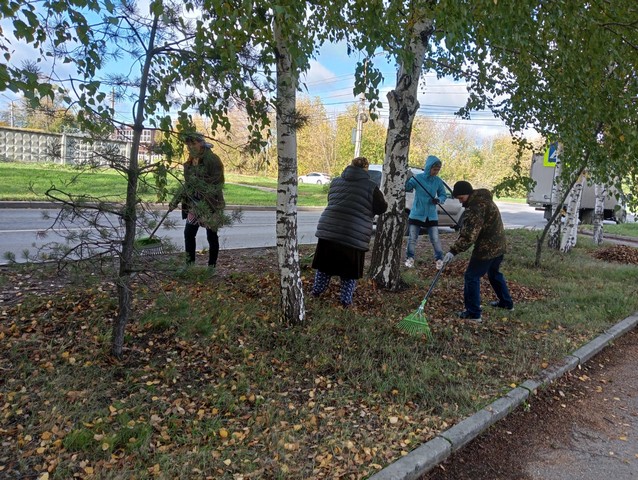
[368,311,638,480]
[0,201,323,212]
[578,229,638,246]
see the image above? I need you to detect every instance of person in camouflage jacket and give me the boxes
[442,181,513,321]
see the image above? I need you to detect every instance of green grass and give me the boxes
[579,222,638,239]
[2,231,637,478]
[0,161,534,208]
[0,162,329,206]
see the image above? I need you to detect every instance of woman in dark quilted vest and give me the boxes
[311,156,388,307]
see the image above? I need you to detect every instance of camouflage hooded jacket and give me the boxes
[449,188,507,260]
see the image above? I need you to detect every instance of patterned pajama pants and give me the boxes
[311,271,357,306]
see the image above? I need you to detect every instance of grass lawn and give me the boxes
[0,162,329,207]
[1,230,638,478]
[579,221,638,239]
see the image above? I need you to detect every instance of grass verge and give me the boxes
[1,232,637,479]
[579,222,638,239]
[0,162,328,207]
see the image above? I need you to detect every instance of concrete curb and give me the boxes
[369,311,638,480]
[0,201,323,212]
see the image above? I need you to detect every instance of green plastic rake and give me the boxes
[397,263,446,338]
[134,208,173,256]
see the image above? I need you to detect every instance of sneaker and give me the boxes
[435,259,444,270]
[404,258,415,268]
[456,311,482,322]
[489,301,514,311]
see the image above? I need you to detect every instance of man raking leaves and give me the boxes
[442,181,514,322]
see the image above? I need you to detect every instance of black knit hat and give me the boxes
[452,181,473,197]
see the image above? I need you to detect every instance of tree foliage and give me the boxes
[0,0,275,354]
[435,0,638,210]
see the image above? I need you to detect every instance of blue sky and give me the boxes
[301,41,512,140]
[1,10,511,142]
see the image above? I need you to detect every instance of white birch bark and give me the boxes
[559,172,585,252]
[547,152,563,250]
[592,183,606,245]
[274,18,305,325]
[369,16,433,290]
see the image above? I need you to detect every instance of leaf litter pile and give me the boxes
[591,244,638,264]
[1,233,637,479]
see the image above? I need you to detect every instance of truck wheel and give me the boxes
[543,206,552,221]
[614,209,627,224]
[580,209,594,224]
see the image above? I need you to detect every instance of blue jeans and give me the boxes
[464,255,513,316]
[406,224,443,261]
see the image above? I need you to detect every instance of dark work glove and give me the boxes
[432,198,440,205]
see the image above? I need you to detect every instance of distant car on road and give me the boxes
[368,164,464,230]
[298,172,331,185]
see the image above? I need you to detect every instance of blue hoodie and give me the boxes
[405,155,448,222]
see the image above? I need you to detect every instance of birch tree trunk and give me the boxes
[369,16,433,291]
[592,183,606,245]
[559,172,584,252]
[274,18,305,326]
[547,152,563,250]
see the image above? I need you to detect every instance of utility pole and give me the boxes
[354,57,374,158]
[353,94,367,158]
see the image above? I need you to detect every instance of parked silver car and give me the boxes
[368,164,464,230]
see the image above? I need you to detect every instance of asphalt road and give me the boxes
[0,202,546,264]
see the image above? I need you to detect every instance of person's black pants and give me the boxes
[184,223,219,266]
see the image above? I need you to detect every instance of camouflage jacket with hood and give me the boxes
[449,189,507,260]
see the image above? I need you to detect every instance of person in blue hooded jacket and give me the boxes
[404,155,448,269]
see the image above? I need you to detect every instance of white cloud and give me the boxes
[302,60,337,88]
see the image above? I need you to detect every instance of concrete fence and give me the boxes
[0,126,132,165]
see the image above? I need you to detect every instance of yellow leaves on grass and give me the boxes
[147,464,161,475]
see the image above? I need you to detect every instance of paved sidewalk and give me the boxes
[369,312,638,480]
[424,327,638,480]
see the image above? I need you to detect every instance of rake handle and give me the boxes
[148,207,173,240]
[421,263,446,304]
[411,175,460,228]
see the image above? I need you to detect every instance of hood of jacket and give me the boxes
[423,155,442,175]
[465,188,493,207]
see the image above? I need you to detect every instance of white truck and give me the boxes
[527,152,627,224]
